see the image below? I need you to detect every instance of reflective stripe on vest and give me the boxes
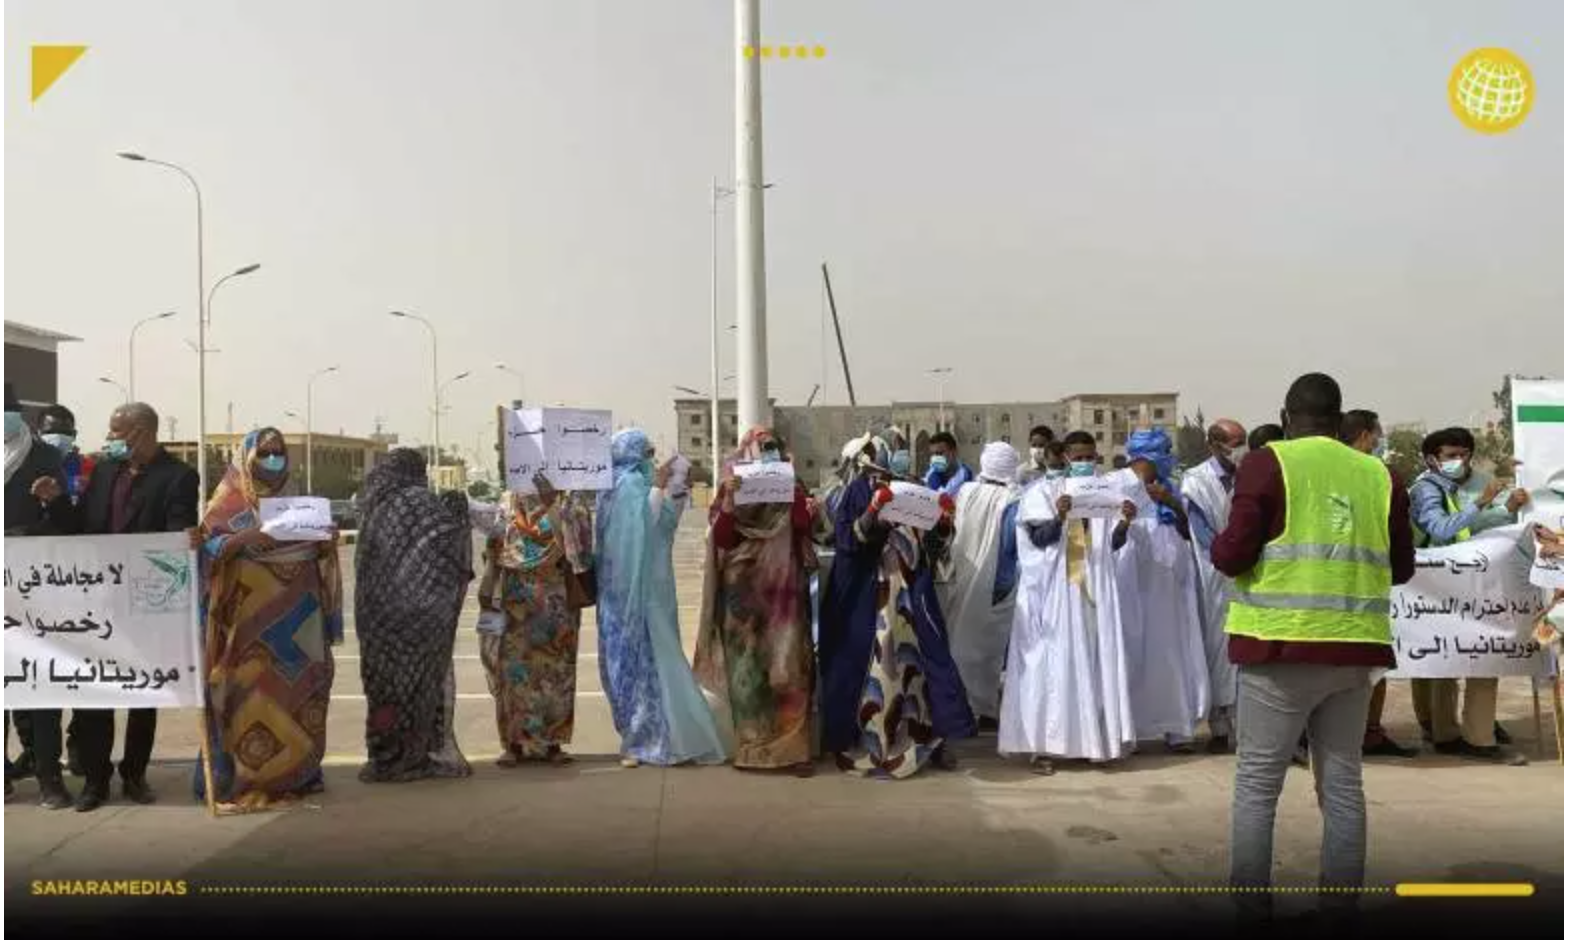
[1224,437,1394,646]
[1413,485,1471,549]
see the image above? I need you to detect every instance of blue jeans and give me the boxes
[1230,663,1374,925]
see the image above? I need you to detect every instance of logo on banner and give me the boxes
[129,551,190,615]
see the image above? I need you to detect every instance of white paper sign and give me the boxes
[259,496,333,542]
[1511,378,1563,532]
[504,407,614,494]
[1530,533,1564,590]
[4,533,202,710]
[1065,474,1135,519]
[1388,525,1552,679]
[734,461,796,506]
[882,482,942,530]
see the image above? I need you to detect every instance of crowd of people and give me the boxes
[3,372,1558,918]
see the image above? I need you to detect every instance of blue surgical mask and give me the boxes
[1044,467,1067,481]
[41,433,75,453]
[889,450,913,479]
[761,449,782,464]
[1068,461,1097,478]
[1438,459,1467,481]
[1373,438,1390,461]
[103,439,130,462]
[639,458,656,479]
[929,455,949,475]
[4,412,22,440]
[258,455,287,475]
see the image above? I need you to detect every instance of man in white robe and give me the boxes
[1179,419,1248,753]
[999,432,1139,774]
[1121,430,1210,749]
[940,442,1022,727]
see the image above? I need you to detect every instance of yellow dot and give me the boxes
[742,45,754,58]
[796,45,808,58]
[814,45,826,58]
[779,46,792,58]
[761,46,773,58]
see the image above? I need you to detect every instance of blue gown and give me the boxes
[596,448,726,766]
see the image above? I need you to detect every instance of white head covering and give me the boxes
[979,441,1019,484]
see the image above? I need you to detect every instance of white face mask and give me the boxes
[1029,446,1046,466]
[1227,444,1247,466]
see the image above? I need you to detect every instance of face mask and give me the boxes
[103,439,131,462]
[1438,459,1467,481]
[1068,461,1097,478]
[1228,445,1248,466]
[929,455,949,475]
[257,455,287,475]
[889,450,912,479]
[41,433,75,452]
[639,458,656,479]
[760,449,782,464]
[1029,447,1046,466]
[1373,438,1390,460]
[4,412,22,440]
[1044,467,1067,481]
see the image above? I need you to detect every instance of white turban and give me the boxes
[980,442,1019,484]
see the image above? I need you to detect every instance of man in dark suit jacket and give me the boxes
[4,384,75,808]
[48,401,199,811]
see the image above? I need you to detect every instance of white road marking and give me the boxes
[331,652,600,663]
[331,691,605,701]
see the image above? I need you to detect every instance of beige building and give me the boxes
[674,392,1181,487]
[166,432,392,500]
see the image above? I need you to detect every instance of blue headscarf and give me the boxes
[1126,428,1178,525]
[610,428,651,483]
[889,449,913,480]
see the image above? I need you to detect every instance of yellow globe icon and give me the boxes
[1449,48,1534,134]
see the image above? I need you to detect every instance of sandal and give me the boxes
[546,745,575,766]
[1030,755,1056,776]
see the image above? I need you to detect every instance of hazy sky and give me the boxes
[6,0,1562,470]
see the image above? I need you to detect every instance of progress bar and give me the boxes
[1396,883,1536,898]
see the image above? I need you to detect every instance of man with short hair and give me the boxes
[1407,426,1529,766]
[1212,373,1416,927]
[1016,425,1056,485]
[924,431,973,499]
[49,402,199,811]
[37,404,94,505]
[1247,424,1284,452]
[1181,418,1248,753]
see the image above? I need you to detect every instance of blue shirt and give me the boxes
[992,498,1020,605]
[926,462,974,499]
[1409,471,1512,547]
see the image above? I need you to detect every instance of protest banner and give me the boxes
[1388,524,1553,679]
[4,533,202,710]
[882,481,942,530]
[1065,473,1135,519]
[734,460,796,506]
[259,496,333,542]
[504,407,614,493]
[1512,378,1563,532]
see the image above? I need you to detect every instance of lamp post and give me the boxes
[305,365,339,494]
[98,375,130,402]
[117,151,213,496]
[734,0,770,435]
[493,362,526,404]
[433,371,471,489]
[711,181,773,481]
[127,311,175,401]
[390,310,440,476]
[928,367,954,431]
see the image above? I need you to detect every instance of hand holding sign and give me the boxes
[259,497,333,542]
[734,461,796,506]
[1065,475,1136,519]
[505,408,614,494]
[881,482,942,530]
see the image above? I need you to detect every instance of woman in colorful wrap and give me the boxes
[478,475,595,766]
[354,448,474,782]
[596,429,726,767]
[696,427,818,776]
[194,427,341,810]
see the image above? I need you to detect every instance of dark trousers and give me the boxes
[6,710,63,782]
[72,708,157,791]
[8,709,35,755]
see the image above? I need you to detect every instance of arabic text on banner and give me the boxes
[734,460,796,506]
[1387,524,1552,679]
[4,533,203,710]
[1065,474,1134,520]
[1511,378,1563,532]
[882,482,942,530]
[504,407,614,494]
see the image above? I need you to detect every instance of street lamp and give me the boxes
[98,376,130,402]
[928,367,955,431]
[389,310,441,476]
[494,362,526,404]
[432,371,471,485]
[305,365,339,494]
[711,180,774,481]
[118,150,212,496]
[127,311,175,400]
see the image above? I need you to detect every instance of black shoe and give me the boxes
[66,746,83,778]
[75,787,106,813]
[1494,722,1513,746]
[121,777,156,804]
[1435,739,1527,766]
[38,780,73,811]
[976,715,1000,734]
[1363,732,1419,759]
[1205,735,1233,755]
[8,749,36,781]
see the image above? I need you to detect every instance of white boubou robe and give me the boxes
[1119,489,1210,741]
[999,470,1138,762]
[1180,459,1238,714]
[940,478,1018,720]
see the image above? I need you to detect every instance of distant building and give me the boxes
[166,432,392,500]
[673,391,1181,488]
[5,321,81,415]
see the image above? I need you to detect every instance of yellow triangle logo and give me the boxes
[32,45,88,103]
